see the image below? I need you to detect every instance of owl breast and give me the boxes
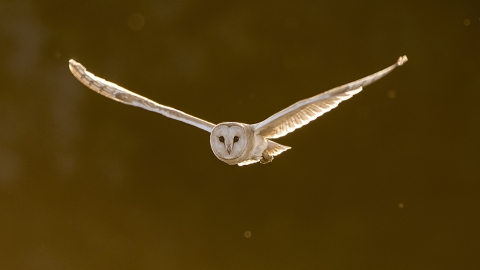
[209,123,255,165]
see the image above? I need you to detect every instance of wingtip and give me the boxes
[68,59,86,72]
[397,55,408,66]
[68,59,79,74]
[68,59,77,70]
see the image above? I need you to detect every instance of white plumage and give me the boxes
[69,56,407,166]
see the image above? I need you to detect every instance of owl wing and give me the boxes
[69,60,216,133]
[254,56,407,139]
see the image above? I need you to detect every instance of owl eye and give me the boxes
[219,136,225,143]
[233,136,239,142]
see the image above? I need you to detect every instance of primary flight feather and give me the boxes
[69,55,407,166]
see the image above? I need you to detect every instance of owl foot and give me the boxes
[260,152,273,164]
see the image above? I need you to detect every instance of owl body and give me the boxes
[68,56,407,166]
[209,122,281,165]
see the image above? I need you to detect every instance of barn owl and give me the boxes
[69,56,407,166]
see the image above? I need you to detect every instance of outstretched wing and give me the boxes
[69,59,216,133]
[254,56,407,139]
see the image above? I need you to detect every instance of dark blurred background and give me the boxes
[0,0,479,269]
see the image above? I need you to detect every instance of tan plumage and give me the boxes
[69,56,407,166]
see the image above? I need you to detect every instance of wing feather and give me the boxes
[69,59,215,132]
[254,56,407,138]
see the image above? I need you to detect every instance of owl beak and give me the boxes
[227,144,232,154]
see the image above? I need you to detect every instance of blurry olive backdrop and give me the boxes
[0,0,479,269]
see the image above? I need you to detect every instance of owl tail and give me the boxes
[265,140,291,157]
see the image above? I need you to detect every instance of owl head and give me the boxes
[210,123,251,165]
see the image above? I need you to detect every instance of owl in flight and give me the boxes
[69,56,407,166]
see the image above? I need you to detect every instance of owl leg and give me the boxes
[260,151,273,164]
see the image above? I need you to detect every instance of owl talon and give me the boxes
[260,152,273,164]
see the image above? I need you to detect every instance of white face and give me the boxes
[210,124,247,163]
